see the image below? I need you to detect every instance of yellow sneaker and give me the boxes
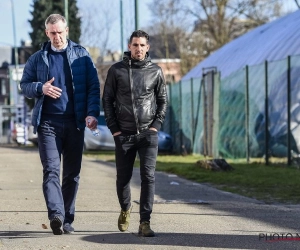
[118,206,132,232]
[138,221,155,237]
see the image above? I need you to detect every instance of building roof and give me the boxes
[182,10,300,80]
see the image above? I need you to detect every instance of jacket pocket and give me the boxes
[117,103,133,121]
[137,101,155,124]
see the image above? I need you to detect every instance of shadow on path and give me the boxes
[82,232,298,250]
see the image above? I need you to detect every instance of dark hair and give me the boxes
[129,30,149,44]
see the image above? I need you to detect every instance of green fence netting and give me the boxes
[191,78,203,154]
[248,63,265,158]
[218,70,246,158]
[181,80,193,154]
[169,83,181,153]
[290,55,300,158]
[164,55,300,163]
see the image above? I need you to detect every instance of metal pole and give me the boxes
[169,83,173,139]
[11,0,19,82]
[135,0,139,30]
[245,65,250,163]
[203,75,208,157]
[11,0,25,144]
[190,78,194,153]
[120,0,124,57]
[179,80,183,154]
[287,56,292,166]
[265,61,269,165]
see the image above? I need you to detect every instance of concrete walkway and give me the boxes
[0,145,300,250]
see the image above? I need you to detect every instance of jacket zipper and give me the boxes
[37,51,50,128]
[129,60,140,134]
[66,47,78,129]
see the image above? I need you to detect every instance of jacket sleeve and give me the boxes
[151,67,168,131]
[20,55,44,99]
[102,66,120,134]
[85,54,101,118]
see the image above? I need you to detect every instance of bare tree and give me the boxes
[79,1,118,61]
[145,0,190,80]
[145,0,289,76]
[186,0,284,53]
[78,0,119,93]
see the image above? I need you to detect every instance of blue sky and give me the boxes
[0,0,152,49]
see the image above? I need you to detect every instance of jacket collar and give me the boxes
[50,42,68,52]
[40,39,77,52]
[123,51,151,67]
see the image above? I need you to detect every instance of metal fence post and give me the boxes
[212,72,220,158]
[245,65,250,163]
[265,60,269,165]
[202,75,207,156]
[287,56,291,166]
[169,83,173,140]
[179,80,183,153]
[190,78,194,152]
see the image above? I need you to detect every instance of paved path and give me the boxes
[0,145,300,250]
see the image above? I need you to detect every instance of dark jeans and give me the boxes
[37,116,84,224]
[114,129,158,223]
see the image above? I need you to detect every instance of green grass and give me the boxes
[84,150,115,161]
[84,151,300,204]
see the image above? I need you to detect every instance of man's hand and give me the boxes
[149,127,157,132]
[113,131,122,136]
[85,116,98,130]
[42,77,62,99]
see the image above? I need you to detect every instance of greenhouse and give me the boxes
[165,9,300,163]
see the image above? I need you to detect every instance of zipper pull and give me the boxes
[129,60,131,67]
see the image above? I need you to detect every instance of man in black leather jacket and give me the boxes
[102,30,167,237]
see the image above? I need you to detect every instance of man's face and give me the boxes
[45,20,68,50]
[128,37,149,60]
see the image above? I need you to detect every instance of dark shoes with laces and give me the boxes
[50,216,74,235]
[50,216,63,235]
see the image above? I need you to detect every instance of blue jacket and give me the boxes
[20,40,100,133]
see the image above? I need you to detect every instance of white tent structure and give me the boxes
[175,10,300,159]
[183,10,300,81]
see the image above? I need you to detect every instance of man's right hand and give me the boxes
[42,77,62,99]
[113,131,121,136]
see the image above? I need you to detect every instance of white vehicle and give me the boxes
[27,124,38,146]
[84,112,173,153]
[84,112,115,151]
[11,123,32,145]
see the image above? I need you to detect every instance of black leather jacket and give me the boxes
[103,52,168,134]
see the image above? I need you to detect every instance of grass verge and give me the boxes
[84,151,300,204]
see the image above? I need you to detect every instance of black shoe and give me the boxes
[50,216,63,235]
[63,223,75,234]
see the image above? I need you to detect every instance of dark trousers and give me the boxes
[37,117,84,224]
[114,130,158,223]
